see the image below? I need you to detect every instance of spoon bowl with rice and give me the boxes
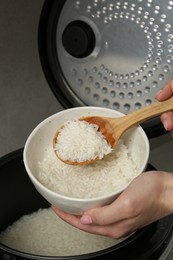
[53,97,173,165]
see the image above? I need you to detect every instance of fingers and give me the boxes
[52,197,131,228]
[51,206,96,234]
[155,79,173,101]
[51,205,136,238]
[155,79,173,133]
[51,206,81,227]
[51,205,116,237]
[160,111,173,132]
[81,193,138,227]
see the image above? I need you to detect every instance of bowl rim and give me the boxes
[23,106,150,202]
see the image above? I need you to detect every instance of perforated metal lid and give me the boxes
[38,0,173,137]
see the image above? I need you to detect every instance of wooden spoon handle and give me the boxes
[114,97,173,132]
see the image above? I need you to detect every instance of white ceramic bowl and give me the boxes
[23,107,150,215]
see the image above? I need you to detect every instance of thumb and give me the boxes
[80,199,128,226]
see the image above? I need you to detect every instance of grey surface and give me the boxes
[0,0,63,158]
[0,0,173,259]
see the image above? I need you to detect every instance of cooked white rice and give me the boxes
[38,140,137,199]
[54,119,112,162]
[0,207,125,256]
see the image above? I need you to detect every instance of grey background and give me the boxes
[0,0,172,173]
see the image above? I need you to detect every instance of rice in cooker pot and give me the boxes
[38,140,137,199]
[0,207,125,256]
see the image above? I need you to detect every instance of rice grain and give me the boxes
[38,140,137,199]
[0,208,125,256]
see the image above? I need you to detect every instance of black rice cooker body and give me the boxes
[0,149,173,260]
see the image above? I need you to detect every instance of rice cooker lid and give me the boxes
[38,0,173,138]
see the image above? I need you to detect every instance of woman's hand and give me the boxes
[52,171,173,238]
[156,79,173,133]
[52,79,173,239]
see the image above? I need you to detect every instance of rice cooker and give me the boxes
[1,0,173,259]
[0,149,173,260]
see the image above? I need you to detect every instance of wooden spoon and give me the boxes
[53,97,173,165]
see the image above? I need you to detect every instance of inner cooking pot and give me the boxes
[38,0,173,138]
[0,149,173,260]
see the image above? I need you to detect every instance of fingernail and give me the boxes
[80,215,92,225]
[163,120,168,131]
